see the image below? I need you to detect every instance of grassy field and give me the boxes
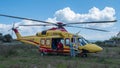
[0,42,120,68]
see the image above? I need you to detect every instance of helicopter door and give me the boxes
[52,38,57,50]
[51,38,64,50]
[71,37,79,49]
[51,38,60,50]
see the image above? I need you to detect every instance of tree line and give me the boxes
[0,33,13,42]
[95,36,120,47]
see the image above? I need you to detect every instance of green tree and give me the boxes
[0,33,3,41]
[3,34,13,42]
[110,36,120,41]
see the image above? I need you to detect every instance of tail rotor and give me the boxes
[8,23,19,37]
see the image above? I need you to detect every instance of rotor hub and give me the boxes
[57,22,63,24]
[57,22,66,28]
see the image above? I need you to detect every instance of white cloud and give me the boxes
[0,24,11,34]
[48,7,116,28]
[46,17,57,23]
[54,7,76,22]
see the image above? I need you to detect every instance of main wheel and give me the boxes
[40,51,47,56]
[40,52,44,56]
[81,53,87,57]
[80,49,88,57]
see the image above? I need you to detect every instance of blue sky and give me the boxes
[0,0,120,40]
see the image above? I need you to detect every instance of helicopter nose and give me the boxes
[95,45,103,52]
[91,44,103,52]
[84,44,103,53]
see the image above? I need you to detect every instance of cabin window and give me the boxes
[65,38,70,46]
[42,30,47,35]
[46,39,51,45]
[41,39,45,45]
[60,39,64,45]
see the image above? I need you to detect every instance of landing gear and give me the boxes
[40,51,48,56]
[40,49,47,56]
[81,53,87,57]
[40,52,44,56]
[80,49,88,57]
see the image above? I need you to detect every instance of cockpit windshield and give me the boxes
[78,38,89,46]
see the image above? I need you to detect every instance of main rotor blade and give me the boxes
[19,24,54,26]
[0,14,55,24]
[66,20,117,25]
[66,25,109,32]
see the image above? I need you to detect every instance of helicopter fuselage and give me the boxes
[12,27,103,56]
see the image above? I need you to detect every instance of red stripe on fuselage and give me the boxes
[40,46,70,53]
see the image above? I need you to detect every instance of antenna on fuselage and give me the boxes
[76,30,81,35]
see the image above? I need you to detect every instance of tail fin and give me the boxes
[12,28,21,39]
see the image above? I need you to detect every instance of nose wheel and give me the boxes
[80,49,88,57]
[81,53,87,57]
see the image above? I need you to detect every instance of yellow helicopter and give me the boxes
[0,14,117,57]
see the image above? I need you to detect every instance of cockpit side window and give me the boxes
[78,38,88,46]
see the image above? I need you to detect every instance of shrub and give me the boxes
[2,34,13,42]
[0,45,18,58]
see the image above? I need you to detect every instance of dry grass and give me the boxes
[0,42,120,68]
